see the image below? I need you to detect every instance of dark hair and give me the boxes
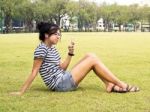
[37,22,60,41]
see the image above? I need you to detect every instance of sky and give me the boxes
[77,0,150,6]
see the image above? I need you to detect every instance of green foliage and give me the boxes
[66,1,78,16]
[78,0,98,31]
[141,6,150,22]
[1,0,150,33]
[0,0,21,32]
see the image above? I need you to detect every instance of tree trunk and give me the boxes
[134,24,136,32]
[133,23,136,32]
[119,24,121,32]
[4,14,12,33]
[55,14,62,26]
[149,20,150,32]
[104,19,108,32]
[141,20,144,32]
[24,19,32,32]
[78,17,83,31]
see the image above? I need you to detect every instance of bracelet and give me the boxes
[68,53,74,56]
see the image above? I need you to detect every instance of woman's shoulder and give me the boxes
[34,43,49,53]
[35,43,48,50]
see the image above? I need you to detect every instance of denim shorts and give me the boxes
[54,71,77,92]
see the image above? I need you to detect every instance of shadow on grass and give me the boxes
[78,85,104,92]
[31,84,104,93]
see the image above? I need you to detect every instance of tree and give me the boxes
[78,0,99,31]
[141,6,150,32]
[0,0,19,33]
[99,3,115,32]
[0,5,4,33]
[86,2,99,31]
[66,0,78,30]
[33,1,51,22]
[44,0,69,26]
[111,5,130,31]
[14,0,36,32]
[128,4,142,31]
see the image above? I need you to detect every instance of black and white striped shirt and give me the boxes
[34,42,65,90]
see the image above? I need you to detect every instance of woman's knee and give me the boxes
[85,53,98,59]
[85,53,99,63]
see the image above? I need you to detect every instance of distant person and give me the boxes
[10,22,139,96]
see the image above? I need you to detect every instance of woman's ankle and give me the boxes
[106,83,114,92]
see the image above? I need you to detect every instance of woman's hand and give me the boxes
[9,59,42,97]
[68,39,75,55]
[10,91,23,96]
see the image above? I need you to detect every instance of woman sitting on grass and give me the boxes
[10,22,139,96]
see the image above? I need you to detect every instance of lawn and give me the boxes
[0,32,150,112]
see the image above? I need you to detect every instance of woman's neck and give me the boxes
[43,41,52,48]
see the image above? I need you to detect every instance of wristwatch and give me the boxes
[68,53,74,56]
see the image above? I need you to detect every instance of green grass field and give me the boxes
[0,32,150,112]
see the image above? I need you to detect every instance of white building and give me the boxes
[60,14,78,31]
[60,14,70,31]
[96,18,105,31]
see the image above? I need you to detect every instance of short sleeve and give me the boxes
[34,46,48,59]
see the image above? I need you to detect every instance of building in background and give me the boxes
[96,18,105,31]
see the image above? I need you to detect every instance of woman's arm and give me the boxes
[59,41,75,70]
[59,55,73,70]
[10,58,43,96]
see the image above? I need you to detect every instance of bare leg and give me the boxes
[93,70,122,92]
[72,54,109,85]
[70,53,127,90]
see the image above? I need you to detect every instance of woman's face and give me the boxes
[48,30,61,45]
